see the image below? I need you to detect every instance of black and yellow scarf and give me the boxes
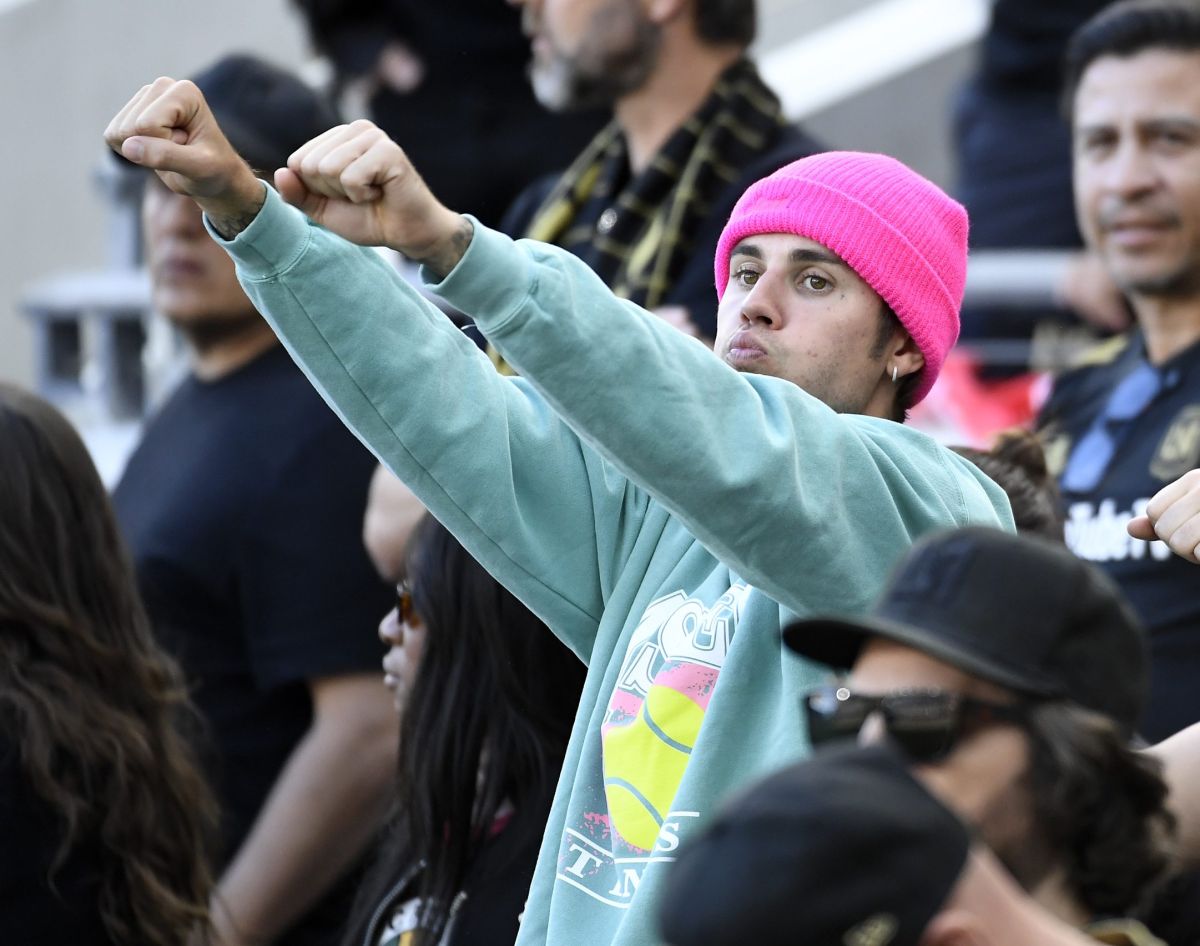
[522,57,786,311]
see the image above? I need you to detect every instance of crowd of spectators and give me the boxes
[9,1,1200,945]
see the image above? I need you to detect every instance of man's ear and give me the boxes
[917,909,994,946]
[891,331,925,383]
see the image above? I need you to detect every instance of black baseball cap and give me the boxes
[192,54,341,174]
[658,743,970,946]
[783,527,1147,735]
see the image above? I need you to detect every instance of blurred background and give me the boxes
[0,0,991,475]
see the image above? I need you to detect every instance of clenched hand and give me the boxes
[1128,469,1200,564]
[105,77,472,275]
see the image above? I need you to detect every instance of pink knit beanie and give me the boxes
[714,151,968,405]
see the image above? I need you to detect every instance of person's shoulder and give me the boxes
[1041,332,1137,420]
[244,347,342,420]
[231,349,375,471]
[1067,332,1134,373]
[846,416,1016,526]
[714,124,826,211]
[499,172,563,238]
[752,124,826,172]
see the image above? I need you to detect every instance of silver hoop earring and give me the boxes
[891,365,898,384]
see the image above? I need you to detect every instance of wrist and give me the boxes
[394,211,473,280]
[199,172,268,240]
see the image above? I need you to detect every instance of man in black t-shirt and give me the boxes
[112,56,396,946]
[1037,1,1200,742]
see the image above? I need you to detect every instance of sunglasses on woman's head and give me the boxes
[803,684,1033,763]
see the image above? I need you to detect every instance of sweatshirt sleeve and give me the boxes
[428,225,1015,617]
[209,188,646,657]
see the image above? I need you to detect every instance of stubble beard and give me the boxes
[528,3,662,112]
[1116,258,1200,300]
[169,310,266,356]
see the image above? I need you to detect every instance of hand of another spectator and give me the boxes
[377,40,425,94]
[1128,469,1200,563]
[651,305,709,343]
[276,120,469,275]
[1056,251,1133,333]
[104,78,265,235]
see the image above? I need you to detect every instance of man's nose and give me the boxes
[739,276,784,328]
[1105,140,1160,199]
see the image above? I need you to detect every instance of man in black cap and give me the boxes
[784,527,1174,935]
[111,56,396,946]
[658,743,1140,946]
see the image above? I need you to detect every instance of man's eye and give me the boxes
[1080,134,1115,155]
[735,268,760,287]
[1155,130,1194,149]
[803,274,829,291]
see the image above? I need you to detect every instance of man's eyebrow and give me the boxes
[1077,116,1200,136]
[1142,116,1200,134]
[789,247,845,267]
[729,242,846,268]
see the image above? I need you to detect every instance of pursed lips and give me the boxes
[725,331,768,365]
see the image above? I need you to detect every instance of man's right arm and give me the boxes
[105,81,636,653]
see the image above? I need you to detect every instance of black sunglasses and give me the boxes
[804,684,1032,762]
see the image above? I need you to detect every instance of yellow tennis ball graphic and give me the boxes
[603,683,705,851]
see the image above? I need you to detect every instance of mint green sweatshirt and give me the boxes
[214,188,1014,946]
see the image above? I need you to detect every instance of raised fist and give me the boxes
[107,78,469,269]
[276,119,464,261]
[104,77,262,216]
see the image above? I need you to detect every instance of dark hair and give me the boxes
[1063,0,1200,110]
[873,305,921,423]
[1025,702,1176,919]
[695,0,757,48]
[952,431,1065,541]
[0,384,215,945]
[344,516,587,945]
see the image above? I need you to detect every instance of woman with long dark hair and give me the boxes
[0,384,215,945]
[346,515,587,946]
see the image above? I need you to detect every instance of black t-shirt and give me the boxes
[365,815,545,946]
[113,345,391,942]
[1039,332,1200,741]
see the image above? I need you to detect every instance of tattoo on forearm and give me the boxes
[411,216,475,280]
[209,208,262,240]
[206,178,268,240]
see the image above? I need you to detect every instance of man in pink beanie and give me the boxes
[108,82,1012,946]
[713,151,968,415]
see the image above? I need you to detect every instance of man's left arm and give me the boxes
[264,119,1011,614]
[266,117,1007,615]
[432,230,1012,617]
[208,673,397,946]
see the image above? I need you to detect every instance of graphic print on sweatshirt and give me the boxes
[556,582,750,908]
